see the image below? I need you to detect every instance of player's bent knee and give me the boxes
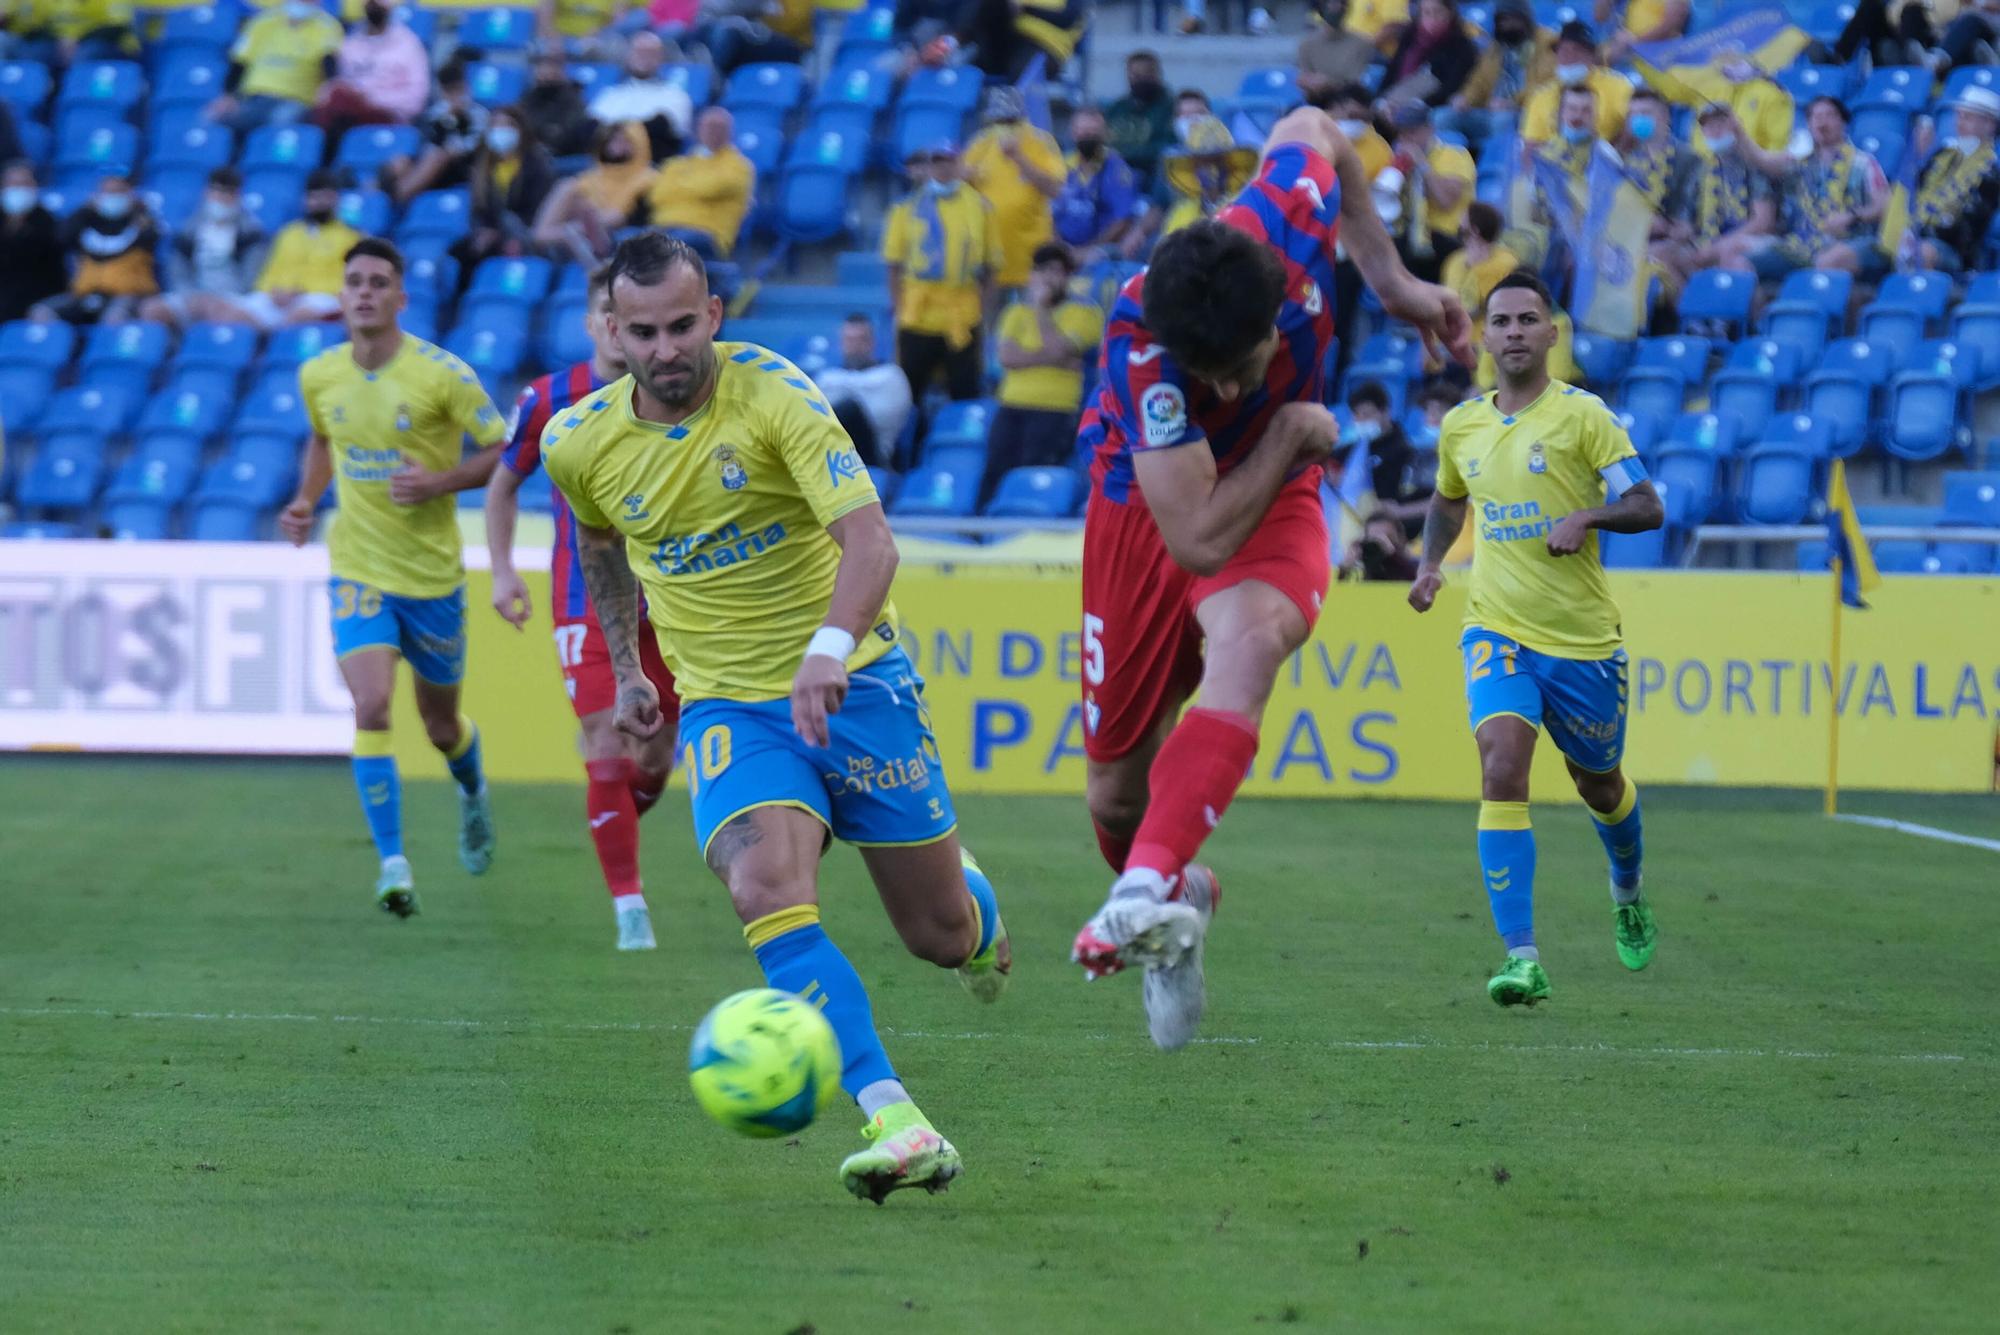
[898,900,976,967]
[576,710,623,762]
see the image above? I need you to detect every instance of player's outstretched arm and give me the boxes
[1409,493,1468,612]
[1547,480,1664,556]
[278,434,333,546]
[1134,402,1338,577]
[574,518,664,739]
[483,463,530,629]
[792,502,899,747]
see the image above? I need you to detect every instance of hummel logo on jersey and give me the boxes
[623,493,650,520]
[590,812,618,829]
[1129,345,1164,366]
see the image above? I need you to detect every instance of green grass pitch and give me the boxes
[2,757,1997,1333]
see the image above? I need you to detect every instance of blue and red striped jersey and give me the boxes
[501,360,607,621]
[1084,142,1344,505]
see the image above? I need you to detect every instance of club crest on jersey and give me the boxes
[1140,383,1187,447]
[715,444,748,491]
[1528,440,1547,474]
[394,405,411,432]
[331,405,346,424]
[622,493,650,521]
[1465,457,1482,477]
[1301,281,1323,315]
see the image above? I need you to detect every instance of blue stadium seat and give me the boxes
[0,365,52,430]
[865,465,900,505]
[1357,329,1426,378]
[188,500,263,541]
[195,450,296,509]
[836,251,888,288]
[123,428,206,475]
[242,167,307,231]
[889,103,966,167]
[337,186,392,235]
[658,63,714,107]
[0,521,82,539]
[787,122,870,174]
[405,253,459,303]
[1619,367,1687,423]
[1855,300,1924,372]
[537,297,593,370]
[734,122,785,177]
[105,442,202,508]
[890,450,982,517]
[0,319,76,370]
[1928,539,1995,573]
[1651,444,1721,527]
[1709,373,1776,443]
[1760,413,1833,460]
[234,374,310,436]
[135,375,236,440]
[0,61,54,115]
[815,63,894,112]
[900,65,983,113]
[1615,410,1658,462]
[783,330,837,376]
[1669,411,1739,457]
[467,62,528,108]
[1721,333,1804,382]
[470,255,554,302]
[459,292,534,336]
[1912,336,1982,390]
[54,116,139,179]
[152,51,229,111]
[1779,63,1852,103]
[1599,525,1668,568]
[333,124,422,176]
[1736,443,1817,526]
[726,62,808,113]
[102,499,175,540]
[242,123,324,173]
[463,5,537,50]
[1568,331,1632,389]
[16,119,50,168]
[398,187,472,243]
[234,431,300,475]
[148,114,233,172]
[1764,268,1852,341]
[445,323,528,380]
[1943,65,2000,104]
[1634,335,1711,383]
[1884,371,1967,461]
[986,466,1082,518]
[565,61,621,100]
[1876,271,1951,326]
[17,432,108,511]
[262,321,341,369]
[1678,268,1753,336]
[80,320,169,379]
[925,400,995,452]
[57,61,146,116]
[552,261,593,298]
[1871,539,1929,572]
[140,165,210,224]
[1237,66,1299,104]
[1850,102,1912,152]
[775,164,854,243]
[1856,65,1927,106]
[1855,129,1904,181]
[1942,470,2000,526]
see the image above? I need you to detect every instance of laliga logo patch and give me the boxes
[1140,383,1187,448]
[1528,440,1547,474]
[715,444,747,491]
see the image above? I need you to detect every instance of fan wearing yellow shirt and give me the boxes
[984,242,1102,505]
[207,1,346,134]
[1599,0,1690,59]
[1408,271,1664,1008]
[161,169,361,331]
[1521,21,1632,144]
[645,107,756,259]
[883,141,1001,402]
[961,86,1066,289]
[280,239,510,918]
[539,234,1010,1204]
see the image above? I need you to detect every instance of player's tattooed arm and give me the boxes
[1548,480,1664,555]
[575,520,665,738]
[1409,493,1468,612]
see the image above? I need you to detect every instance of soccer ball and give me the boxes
[687,988,842,1138]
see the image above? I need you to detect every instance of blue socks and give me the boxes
[748,906,897,1098]
[352,729,403,859]
[961,848,999,959]
[1478,800,1537,957]
[1590,781,1645,899]
[443,714,483,795]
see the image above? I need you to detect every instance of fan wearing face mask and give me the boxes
[158,168,361,332]
[206,0,346,136]
[29,174,159,326]
[388,61,493,206]
[1441,0,1554,153]
[1104,52,1179,188]
[882,141,1000,407]
[1521,21,1631,145]
[0,161,66,324]
[1902,86,2000,273]
[312,3,430,143]
[141,166,269,331]
[1380,0,1480,110]
[1053,106,1147,263]
[1679,103,1778,277]
[533,121,657,264]
[1607,88,1702,296]
[962,85,1068,290]
[453,110,558,283]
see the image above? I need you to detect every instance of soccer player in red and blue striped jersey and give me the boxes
[1070,107,1476,1048]
[484,265,680,951]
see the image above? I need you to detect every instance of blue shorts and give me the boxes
[679,647,957,860]
[329,579,467,685]
[1461,626,1629,773]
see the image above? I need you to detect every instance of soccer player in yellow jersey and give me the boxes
[541,234,1010,1204]
[1408,271,1665,1006]
[281,238,510,918]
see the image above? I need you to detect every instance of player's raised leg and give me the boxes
[1573,761,1654,969]
[861,834,1010,1003]
[338,641,414,916]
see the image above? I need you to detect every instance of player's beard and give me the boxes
[648,345,714,410]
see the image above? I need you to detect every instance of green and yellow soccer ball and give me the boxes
[687,989,842,1137]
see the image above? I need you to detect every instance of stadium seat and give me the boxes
[658,63,714,107]
[1678,269,1753,336]
[398,188,472,243]
[1942,471,2000,526]
[865,465,900,505]
[103,499,175,540]
[900,65,983,113]
[889,103,966,167]
[123,427,206,475]
[1619,367,1687,423]
[242,123,324,174]
[234,374,311,436]
[1765,269,1852,341]
[814,63,894,113]
[337,186,392,235]
[140,165,210,224]
[16,119,50,168]
[57,60,146,116]
[890,451,982,518]
[734,123,784,177]
[470,255,554,303]
[1804,340,1892,458]
[149,116,234,173]
[1943,65,2000,104]
[0,319,77,370]
[986,466,1082,518]
[1669,411,1739,457]
[54,117,139,180]
[1871,539,1929,572]
[774,164,854,243]
[333,124,422,176]
[187,500,263,541]
[82,317,170,375]
[1709,372,1777,443]
[836,250,889,289]
[152,51,228,111]
[1615,410,1658,462]
[463,5,537,50]
[1760,413,1833,460]
[1857,65,1927,105]
[1909,337,1981,391]
[924,399,995,452]
[0,61,54,116]
[105,445,202,508]
[1736,443,1817,526]
[1779,63,1851,102]
[537,298,593,371]
[1875,271,1951,327]
[719,316,813,350]
[726,62,807,114]
[1928,539,1995,573]
[466,61,528,108]
[1567,331,1631,389]
[1855,300,1924,372]
[1633,335,1711,383]
[16,432,108,511]
[195,450,296,509]
[1850,101,1912,153]
[1884,372,1967,461]
[445,323,528,380]
[0,520,82,538]
[782,331,837,376]
[405,254,459,304]
[1599,525,1668,568]
[260,322,339,370]
[135,375,236,440]
[242,167,307,231]
[0,365,52,431]
[787,123,869,174]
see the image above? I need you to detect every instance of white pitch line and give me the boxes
[1833,813,2000,854]
[0,1004,1977,1066]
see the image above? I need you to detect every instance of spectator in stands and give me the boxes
[1,0,134,65]
[1666,53,1794,165]
[535,121,656,264]
[207,0,346,135]
[1380,0,1480,110]
[985,242,1101,506]
[1599,0,1690,61]
[0,103,21,188]
[30,173,158,325]
[589,30,692,160]
[1672,103,1775,277]
[1938,0,2000,73]
[453,110,558,282]
[894,0,962,57]
[141,167,268,328]
[1614,87,1700,292]
[0,161,66,324]
[1339,380,1430,582]
[1345,0,1410,53]
[150,168,358,331]
[312,2,430,143]
[883,141,998,407]
[1053,106,1146,261]
[540,0,657,47]
[1299,1,1379,102]
[387,61,490,205]
[1522,21,1629,145]
[963,86,1066,291]
[1439,201,1519,323]
[523,53,596,159]
[1830,0,1941,69]
[1443,0,1551,154]
[1545,84,1599,178]
[1746,97,1889,282]
[693,0,812,78]
[1906,86,2000,273]
[1105,51,1178,189]
[959,0,1089,82]
[1331,85,1394,180]
[1385,100,1474,282]
[645,106,754,259]
[814,313,913,468]
[1154,114,1258,238]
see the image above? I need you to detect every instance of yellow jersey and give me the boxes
[1417,139,1476,236]
[1521,68,1632,144]
[300,336,507,598]
[882,185,1001,349]
[232,9,346,104]
[1345,0,1408,44]
[1434,379,1644,658]
[962,126,1065,288]
[257,218,363,295]
[996,299,1103,413]
[646,146,756,257]
[540,344,898,703]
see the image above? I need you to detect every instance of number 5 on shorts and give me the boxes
[1082,613,1106,685]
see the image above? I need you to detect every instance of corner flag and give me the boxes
[1825,459,1881,608]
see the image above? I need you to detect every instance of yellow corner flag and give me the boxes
[1825,459,1882,609]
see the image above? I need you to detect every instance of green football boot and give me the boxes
[1487,955,1550,1007]
[839,1102,961,1205]
[375,855,418,919]
[1613,895,1658,971]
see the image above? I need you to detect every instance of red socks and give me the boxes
[629,764,668,817]
[1092,819,1133,873]
[1126,707,1259,884]
[584,759,642,898]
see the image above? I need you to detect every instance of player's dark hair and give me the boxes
[1347,380,1389,413]
[1486,268,1553,316]
[1142,221,1288,376]
[344,235,405,277]
[606,230,708,295]
[1464,200,1503,243]
[586,260,614,303]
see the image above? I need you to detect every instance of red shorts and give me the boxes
[552,614,681,725]
[1080,470,1329,763]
